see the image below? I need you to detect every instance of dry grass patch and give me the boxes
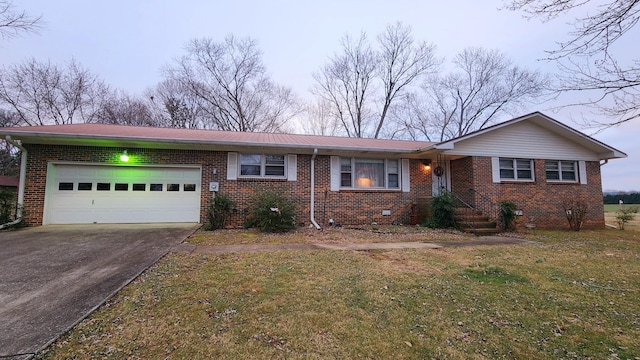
[39,229,640,359]
[604,204,640,231]
[188,225,473,246]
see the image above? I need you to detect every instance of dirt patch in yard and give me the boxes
[187,225,477,246]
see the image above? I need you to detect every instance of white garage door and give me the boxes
[46,164,201,224]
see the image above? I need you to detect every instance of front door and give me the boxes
[431,158,451,196]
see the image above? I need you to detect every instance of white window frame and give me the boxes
[239,154,286,178]
[339,157,401,190]
[498,158,534,181]
[545,160,578,182]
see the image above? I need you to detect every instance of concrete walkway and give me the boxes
[172,236,535,254]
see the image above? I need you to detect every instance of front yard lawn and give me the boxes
[186,225,473,246]
[39,229,640,359]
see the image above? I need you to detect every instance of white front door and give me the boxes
[45,164,201,224]
[431,158,451,196]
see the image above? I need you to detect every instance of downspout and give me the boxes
[310,148,321,230]
[600,159,609,166]
[1,136,27,229]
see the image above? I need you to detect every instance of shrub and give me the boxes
[562,200,588,231]
[422,191,457,229]
[205,193,235,230]
[616,206,639,230]
[499,200,518,231]
[0,189,15,224]
[245,190,296,233]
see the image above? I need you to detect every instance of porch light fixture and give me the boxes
[120,150,130,163]
[421,159,431,170]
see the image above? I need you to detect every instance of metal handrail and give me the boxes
[469,188,500,229]
[450,191,478,234]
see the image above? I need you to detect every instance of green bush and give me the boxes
[499,200,518,231]
[245,190,296,233]
[205,193,235,230]
[0,189,15,224]
[616,206,639,230]
[422,191,457,229]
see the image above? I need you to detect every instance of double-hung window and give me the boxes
[546,160,577,182]
[240,154,286,178]
[340,158,400,189]
[499,158,533,181]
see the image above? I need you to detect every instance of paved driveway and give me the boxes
[0,223,199,359]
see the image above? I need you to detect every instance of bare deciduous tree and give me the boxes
[0,58,107,125]
[376,22,439,138]
[299,99,342,136]
[404,47,548,141]
[503,0,640,128]
[313,22,438,138]
[92,90,156,126]
[146,79,205,129]
[0,109,20,175]
[0,108,19,127]
[165,35,299,133]
[0,1,42,40]
[313,32,377,138]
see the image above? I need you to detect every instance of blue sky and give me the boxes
[3,0,638,191]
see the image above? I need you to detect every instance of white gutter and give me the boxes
[309,148,321,230]
[1,136,26,229]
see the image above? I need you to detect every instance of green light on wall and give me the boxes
[120,150,130,162]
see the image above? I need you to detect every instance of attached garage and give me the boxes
[44,164,201,224]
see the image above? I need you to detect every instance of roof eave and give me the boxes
[3,131,424,156]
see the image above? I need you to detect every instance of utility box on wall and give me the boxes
[209,182,219,192]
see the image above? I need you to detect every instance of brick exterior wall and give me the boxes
[450,156,605,229]
[21,144,433,227]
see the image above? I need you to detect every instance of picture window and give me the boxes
[340,158,400,189]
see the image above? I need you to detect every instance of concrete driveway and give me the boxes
[0,223,199,359]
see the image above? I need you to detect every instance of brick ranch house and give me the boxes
[0,112,626,230]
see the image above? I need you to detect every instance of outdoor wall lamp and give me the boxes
[120,150,130,163]
[422,159,431,170]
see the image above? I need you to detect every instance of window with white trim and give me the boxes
[340,158,400,189]
[239,154,286,178]
[545,160,577,182]
[499,158,534,181]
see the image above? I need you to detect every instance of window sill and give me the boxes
[546,181,579,184]
[499,180,535,184]
[237,177,288,182]
[339,188,401,193]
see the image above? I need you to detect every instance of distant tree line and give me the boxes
[604,193,640,205]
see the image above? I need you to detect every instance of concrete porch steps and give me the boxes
[454,207,500,236]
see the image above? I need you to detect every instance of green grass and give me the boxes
[38,229,640,359]
[462,265,529,284]
[604,203,639,213]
